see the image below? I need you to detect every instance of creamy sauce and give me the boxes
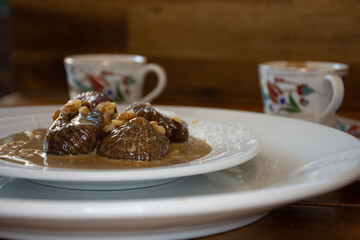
[0,129,212,170]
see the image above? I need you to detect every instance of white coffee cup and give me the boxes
[64,54,167,103]
[259,61,348,124]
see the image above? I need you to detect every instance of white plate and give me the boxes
[0,106,359,240]
[0,106,260,190]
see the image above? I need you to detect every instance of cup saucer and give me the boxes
[330,116,360,139]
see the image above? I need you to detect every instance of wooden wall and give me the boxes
[10,0,360,109]
[0,1,10,96]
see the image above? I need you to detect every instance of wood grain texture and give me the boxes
[197,204,360,240]
[9,0,360,110]
[298,181,360,206]
[129,0,360,60]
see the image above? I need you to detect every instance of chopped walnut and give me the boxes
[96,101,117,125]
[105,102,116,114]
[96,105,106,115]
[52,109,61,121]
[60,99,82,114]
[171,116,183,124]
[79,106,90,115]
[171,149,184,158]
[101,110,136,133]
[104,113,113,125]
[81,101,91,108]
[150,121,166,135]
[112,113,119,119]
[117,110,136,122]
[102,123,115,133]
[111,119,126,126]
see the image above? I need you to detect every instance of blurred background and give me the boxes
[0,0,359,111]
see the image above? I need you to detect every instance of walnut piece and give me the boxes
[117,110,136,122]
[111,119,126,126]
[79,106,90,114]
[96,101,117,125]
[102,123,115,133]
[150,121,166,135]
[171,116,183,124]
[101,109,137,132]
[52,109,61,121]
[60,99,82,114]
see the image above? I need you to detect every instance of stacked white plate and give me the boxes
[0,105,359,240]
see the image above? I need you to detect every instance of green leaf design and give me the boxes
[280,93,301,113]
[74,80,92,92]
[289,94,299,108]
[280,107,301,113]
[112,85,124,102]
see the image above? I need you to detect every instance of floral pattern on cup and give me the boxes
[68,68,136,102]
[263,77,315,113]
[336,121,360,138]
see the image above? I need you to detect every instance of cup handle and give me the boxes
[137,63,167,103]
[318,74,344,123]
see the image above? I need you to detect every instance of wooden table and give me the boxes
[0,93,359,240]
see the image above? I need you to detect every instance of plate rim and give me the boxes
[0,155,358,219]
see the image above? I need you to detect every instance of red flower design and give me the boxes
[299,97,309,106]
[123,76,129,86]
[347,125,360,136]
[86,74,110,91]
[274,77,285,83]
[267,81,283,103]
[101,70,113,75]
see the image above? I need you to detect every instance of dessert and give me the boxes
[44,107,103,155]
[44,91,193,161]
[0,91,212,169]
[44,91,113,155]
[97,117,170,161]
[126,102,189,143]
[74,91,113,108]
[44,91,188,160]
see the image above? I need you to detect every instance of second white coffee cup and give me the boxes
[259,61,348,124]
